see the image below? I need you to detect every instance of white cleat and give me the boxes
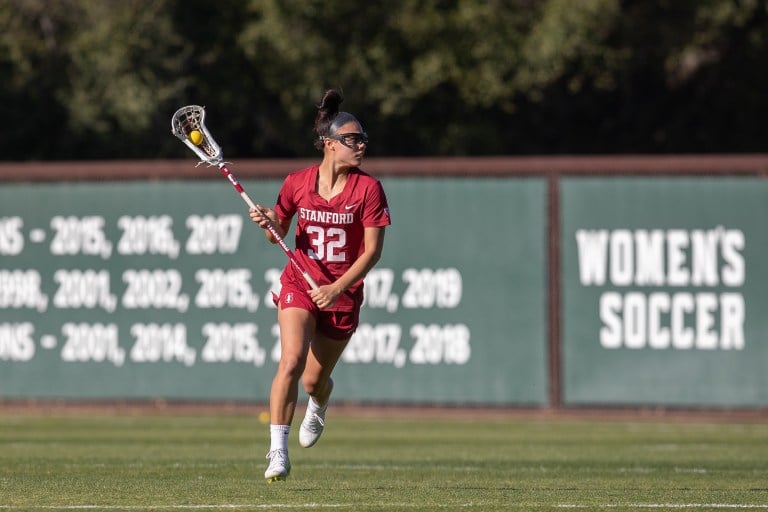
[299,406,326,448]
[264,449,291,483]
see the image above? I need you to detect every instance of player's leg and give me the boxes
[270,305,316,424]
[299,329,350,448]
[265,304,316,482]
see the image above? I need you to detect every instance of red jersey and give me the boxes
[273,165,391,311]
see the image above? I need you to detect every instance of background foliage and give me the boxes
[1,0,766,159]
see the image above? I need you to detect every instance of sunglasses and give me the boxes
[327,132,369,149]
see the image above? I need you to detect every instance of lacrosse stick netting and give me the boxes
[170,105,318,289]
[171,105,223,165]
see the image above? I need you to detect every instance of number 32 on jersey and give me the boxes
[306,226,347,262]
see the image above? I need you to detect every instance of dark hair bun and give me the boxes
[314,89,345,149]
[317,89,344,115]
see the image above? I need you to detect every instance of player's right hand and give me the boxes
[249,206,277,229]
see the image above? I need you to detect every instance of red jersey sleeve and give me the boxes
[362,179,391,227]
[273,173,298,221]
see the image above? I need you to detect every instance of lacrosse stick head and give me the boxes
[171,105,224,165]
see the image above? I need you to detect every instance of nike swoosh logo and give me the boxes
[345,204,357,210]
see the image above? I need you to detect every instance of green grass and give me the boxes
[1,412,767,511]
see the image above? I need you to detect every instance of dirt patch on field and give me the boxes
[1,399,767,423]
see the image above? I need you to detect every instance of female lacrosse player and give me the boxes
[249,89,391,482]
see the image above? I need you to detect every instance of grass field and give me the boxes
[1,410,767,511]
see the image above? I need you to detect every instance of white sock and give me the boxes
[307,397,327,414]
[270,424,290,452]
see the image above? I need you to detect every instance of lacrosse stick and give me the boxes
[171,105,318,289]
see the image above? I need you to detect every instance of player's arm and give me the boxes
[310,226,386,308]
[248,206,291,244]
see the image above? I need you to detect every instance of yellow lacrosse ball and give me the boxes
[188,129,203,145]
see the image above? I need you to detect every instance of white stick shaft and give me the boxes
[240,191,257,209]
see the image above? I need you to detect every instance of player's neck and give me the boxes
[317,163,349,201]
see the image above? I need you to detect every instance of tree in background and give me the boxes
[0,0,766,159]
[1,0,188,158]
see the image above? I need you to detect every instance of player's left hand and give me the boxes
[309,285,340,309]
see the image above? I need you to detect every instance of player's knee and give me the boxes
[277,353,307,381]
